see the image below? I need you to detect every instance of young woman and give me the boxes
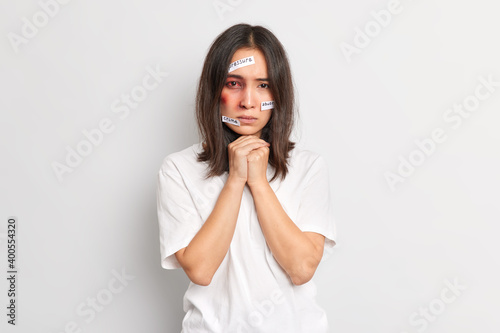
[157,23,337,332]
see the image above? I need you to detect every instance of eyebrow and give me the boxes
[227,74,269,81]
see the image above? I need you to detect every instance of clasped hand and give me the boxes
[227,135,270,187]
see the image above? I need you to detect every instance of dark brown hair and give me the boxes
[196,23,296,182]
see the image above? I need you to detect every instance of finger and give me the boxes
[238,142,270,156]
[247,146,269,160]
[228,135,259,151]
[230,137,269,152]
[249,145,270,154]
[233,135,268,145]
[228,135,252,148]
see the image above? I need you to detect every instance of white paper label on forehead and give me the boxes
[261,101,275,111]
[228,56,255,73]
[222,116,240,126]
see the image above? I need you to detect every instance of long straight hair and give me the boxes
[196,23,296,182]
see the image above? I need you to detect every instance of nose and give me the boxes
[239,87,256,110]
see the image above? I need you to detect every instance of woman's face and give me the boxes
[220,48,273,139]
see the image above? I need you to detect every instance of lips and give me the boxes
[237,116,257,124]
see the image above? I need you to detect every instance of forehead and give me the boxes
[229,48,268,77]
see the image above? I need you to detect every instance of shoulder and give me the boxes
[284,146,331,192]
[159,142,204,174]
[288,145,325,170]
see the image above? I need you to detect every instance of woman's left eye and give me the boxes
[259,83,270,89]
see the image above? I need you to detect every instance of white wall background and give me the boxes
[1,0,499,332]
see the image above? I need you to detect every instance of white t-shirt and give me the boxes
[157,142,337,332]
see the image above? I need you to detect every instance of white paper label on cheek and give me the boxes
[222,116,240,126]
[228,56,255,73]
[261,101,275,111]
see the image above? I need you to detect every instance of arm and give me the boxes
[249,182,325,285]
[175,136,270,286]
[175,176,245,286]
[246,146,325,285]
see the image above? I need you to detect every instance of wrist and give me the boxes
[247,179,270,192]
[226,174,247,188]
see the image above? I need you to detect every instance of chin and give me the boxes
[224,122,263,137]
[238,128,262,136]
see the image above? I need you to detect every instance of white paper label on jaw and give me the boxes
[222,116,240,126]
[228,56,255,73]
[261,101,274,111]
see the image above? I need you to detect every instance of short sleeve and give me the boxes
[295,154,337,261]
[156,157,204,269]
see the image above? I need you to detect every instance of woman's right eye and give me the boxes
[226,81,240,88]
